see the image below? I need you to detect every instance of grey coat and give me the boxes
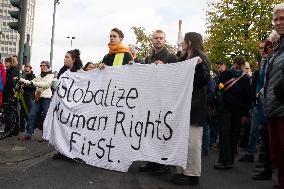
[264,37,284,118]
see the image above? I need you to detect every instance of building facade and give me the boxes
[0,0,36,62]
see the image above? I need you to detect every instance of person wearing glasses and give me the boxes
[264,3,284,188]
[18,61,54,141]
[99,28,133,68]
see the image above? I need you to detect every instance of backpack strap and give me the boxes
[224,74,245,91]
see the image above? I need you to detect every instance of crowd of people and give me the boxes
[0,3,283,188]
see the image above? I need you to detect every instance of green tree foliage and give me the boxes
[205,0,282,71]
[130,27,177,61]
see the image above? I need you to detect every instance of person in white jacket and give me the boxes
[18,61,54,140]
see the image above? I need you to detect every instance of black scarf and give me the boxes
[40,70,52,78]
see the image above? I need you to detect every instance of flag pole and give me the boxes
[177,19,183,52]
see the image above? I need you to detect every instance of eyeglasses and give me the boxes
[40,65,47,67]
[110,35,118,38]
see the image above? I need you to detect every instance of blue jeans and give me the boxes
[247,102,267,154]
[202,116,210,153]
[26,98,51,136]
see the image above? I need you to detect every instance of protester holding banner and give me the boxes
[139,29,178,175]
[99,28,133,68]
[172,32,211,186]
[53,49,83,159]
[144,30,178,65]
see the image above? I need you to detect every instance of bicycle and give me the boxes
[0,82,29,140]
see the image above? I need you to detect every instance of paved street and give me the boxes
[0,134,277,189]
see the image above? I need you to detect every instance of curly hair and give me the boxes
[5,57,17,68]
[67,49,83,72]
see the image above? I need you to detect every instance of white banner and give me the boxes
[43,58,197,172]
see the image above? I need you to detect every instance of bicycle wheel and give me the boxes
[0,106,18,140]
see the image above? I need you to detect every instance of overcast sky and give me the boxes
[31,0,210,74]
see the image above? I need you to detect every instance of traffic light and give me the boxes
[8,0,22,31]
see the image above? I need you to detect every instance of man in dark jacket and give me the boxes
[264,4,284,188]
[145,30,178,65]
[139,30,178,175]
[214,56,251,170]
[19,65,36,131]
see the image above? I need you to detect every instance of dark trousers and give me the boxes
[239,117,251,149]
[20,96,33,129]
[3,98,17,133]
[210,114,218,145]
[268,117,284,189]
[259,128,272,174]
[218,110,242,165]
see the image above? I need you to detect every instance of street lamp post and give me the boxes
[50,0,60,70]
[67,36,75,47]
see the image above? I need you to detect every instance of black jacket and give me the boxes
[218,70,251,114]
[264,36,284,117]
[103,52,133,66]
[145,47,178,64]
[273,56,284,102]
[23,72,36,100]
[57,65,69,79]
[251,70,260,106]
[180,52,211,126]
[3,67,19,104]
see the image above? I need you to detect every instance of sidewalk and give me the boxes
[0,129,54,164]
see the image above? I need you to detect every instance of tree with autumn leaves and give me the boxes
[204,0,282,71]
[126,0,282,70]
